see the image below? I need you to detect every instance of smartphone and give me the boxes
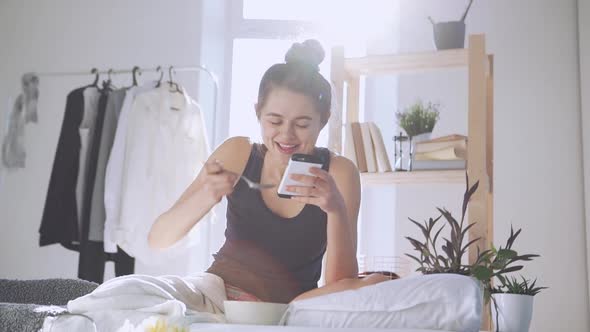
[277,153,326,199]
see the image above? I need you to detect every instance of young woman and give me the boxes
[148,39,388,304]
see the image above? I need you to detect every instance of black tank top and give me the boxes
[207,143,330,303]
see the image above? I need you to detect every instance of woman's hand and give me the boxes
[201,160,239,204]
[287,167,347,216]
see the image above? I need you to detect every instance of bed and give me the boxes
[2,273,483,332]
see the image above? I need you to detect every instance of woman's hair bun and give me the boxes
[285,39,325,71]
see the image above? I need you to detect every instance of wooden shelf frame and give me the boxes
[342,48,469,76]
[360,170,466,186]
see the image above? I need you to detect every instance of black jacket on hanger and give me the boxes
[39,87,85,251]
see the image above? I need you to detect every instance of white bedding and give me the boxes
[41,273,482,332]
[188,323,453,332]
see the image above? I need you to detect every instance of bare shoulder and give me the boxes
[328,154,360,184]
[208,136,253,174]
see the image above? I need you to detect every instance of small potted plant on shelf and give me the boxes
[405,174,546,332]
[395,100,440,171]
[396,100,440,142]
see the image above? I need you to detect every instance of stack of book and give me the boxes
[412,134,467,170]
[343,122,392,173]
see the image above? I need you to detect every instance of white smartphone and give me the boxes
[277,153,326,198]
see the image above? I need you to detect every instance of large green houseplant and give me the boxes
[405,174,546,332]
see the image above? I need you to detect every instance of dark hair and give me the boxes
[256,39,332,128]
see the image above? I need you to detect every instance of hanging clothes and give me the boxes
[40,84,135,283]
[105,84,210,265]
[1,73,39,169]
[103,81,158,253]
[87,88,126,242]
[39,87,85,249]
[76,87,101,237]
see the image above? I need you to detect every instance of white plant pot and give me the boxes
[491,294,534,332]
[407,132,432,170]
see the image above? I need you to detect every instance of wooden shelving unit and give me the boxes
[360,170,465,186]
[329,34,494,329]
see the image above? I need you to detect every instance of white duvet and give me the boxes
[41,273,226,332]
[41,273,481,332]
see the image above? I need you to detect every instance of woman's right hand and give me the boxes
[201,160,239,204]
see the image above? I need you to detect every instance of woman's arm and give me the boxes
[289,155,361,283]
[323,156,360,283]
[148,136,252,249]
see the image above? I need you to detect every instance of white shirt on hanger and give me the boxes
[104,82,157,253]
[107,84,210,264]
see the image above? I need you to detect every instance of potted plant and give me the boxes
[395,100,440,142]
[405,175,485,277]
[489,276,547,332]
[405,174,545,332]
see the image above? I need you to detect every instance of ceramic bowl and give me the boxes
[223,300,288,325]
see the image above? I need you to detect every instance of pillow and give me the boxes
[282,273,482,332]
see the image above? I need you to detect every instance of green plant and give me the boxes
[490,275,547,296]
[471,226,541,301]
[405,173,543,301]
[396,100,440,137]
[405,173,482,276]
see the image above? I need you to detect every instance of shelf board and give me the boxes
[344,49,468,76]
[361,170,465,186]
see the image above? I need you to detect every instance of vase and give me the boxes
[491,294,534,332]
[431,21,466,50]
[408,132,432,170]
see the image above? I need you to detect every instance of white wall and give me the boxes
[0,0,212,279]
[486,1,588,330]
[578,0,590,310]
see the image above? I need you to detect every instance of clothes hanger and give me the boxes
[167,66,183,95]
[90,68,100,87]
[102,69,117,91]
[155,66,164,88]
[132,66,141,86]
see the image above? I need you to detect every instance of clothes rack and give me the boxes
[36,65,219,282]
[35,65,219,144]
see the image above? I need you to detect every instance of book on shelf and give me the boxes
[413,146,466,161]
[343,122,392,173]
[414,134,467,154]
[360,122,377,172]
[343,123,358,166]
[411,159,466,171]
[368,122,392,172]
[350,122,367,172]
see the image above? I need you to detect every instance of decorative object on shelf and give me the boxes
[428,0,474,50]
[490,277,546,332]
[393,132,409,171]
[411,134,468,171]
[396,100,440,170]
[396,100,440,138]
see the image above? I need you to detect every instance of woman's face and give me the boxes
[258,87,323,165]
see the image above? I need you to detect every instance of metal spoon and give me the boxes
[210,167,275,190]
[238,174,276,190]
